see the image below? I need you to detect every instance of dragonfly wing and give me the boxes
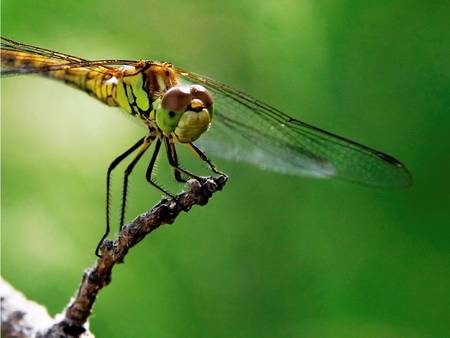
[197,109,336,178]
[176,68,412,187]
[1,36,87,62]
[1,36,139,76]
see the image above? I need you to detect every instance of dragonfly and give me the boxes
[1,37,412,256]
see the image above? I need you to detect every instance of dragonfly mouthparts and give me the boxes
[189,99,205,112]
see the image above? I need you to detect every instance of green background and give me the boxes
[2,1,449,337]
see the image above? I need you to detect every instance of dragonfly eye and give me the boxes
[190,85,213,110]
[161,85,213,115]
[161,86,191,113]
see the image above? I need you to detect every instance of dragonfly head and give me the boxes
[155,85,213,143]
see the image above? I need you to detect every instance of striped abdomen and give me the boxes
[1,50,119,107]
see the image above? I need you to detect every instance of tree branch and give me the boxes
[1,175,227,338]
[47,175,227,337]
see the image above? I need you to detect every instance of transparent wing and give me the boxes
[1,36,138,76]
[1,36,87,63]
[175,67,412,187]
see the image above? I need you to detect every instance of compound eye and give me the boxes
[190,85,213,109]
[161,86,192,113]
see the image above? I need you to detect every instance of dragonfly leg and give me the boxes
[96,136,146,257]
[168,139,188,183]
[173,169,188,183]
[119,136,154,231]
[188,142,226,176]
[164,137,202,181]
[145,138,175,198]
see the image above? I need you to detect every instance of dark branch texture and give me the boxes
[1,175,227,338]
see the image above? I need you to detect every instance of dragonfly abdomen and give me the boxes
[42,66,119,107]
[1,50,119,107]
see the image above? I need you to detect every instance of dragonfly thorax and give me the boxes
[154,85,213,143]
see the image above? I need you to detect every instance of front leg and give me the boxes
[187,142,227,177]
[164,137,203,181]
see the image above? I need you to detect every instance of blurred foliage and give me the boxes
[1,1,449,337]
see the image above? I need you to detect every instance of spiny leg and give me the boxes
[172,145,187,183]
[119,136,154,230]
[96,136,146,257]
[164,137,201,180]
[145,138,175,197]
[187,142,225,176]
[168,138,187,183]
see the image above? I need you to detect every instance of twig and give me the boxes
[1,175,226,338]
[44,175,227,337]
